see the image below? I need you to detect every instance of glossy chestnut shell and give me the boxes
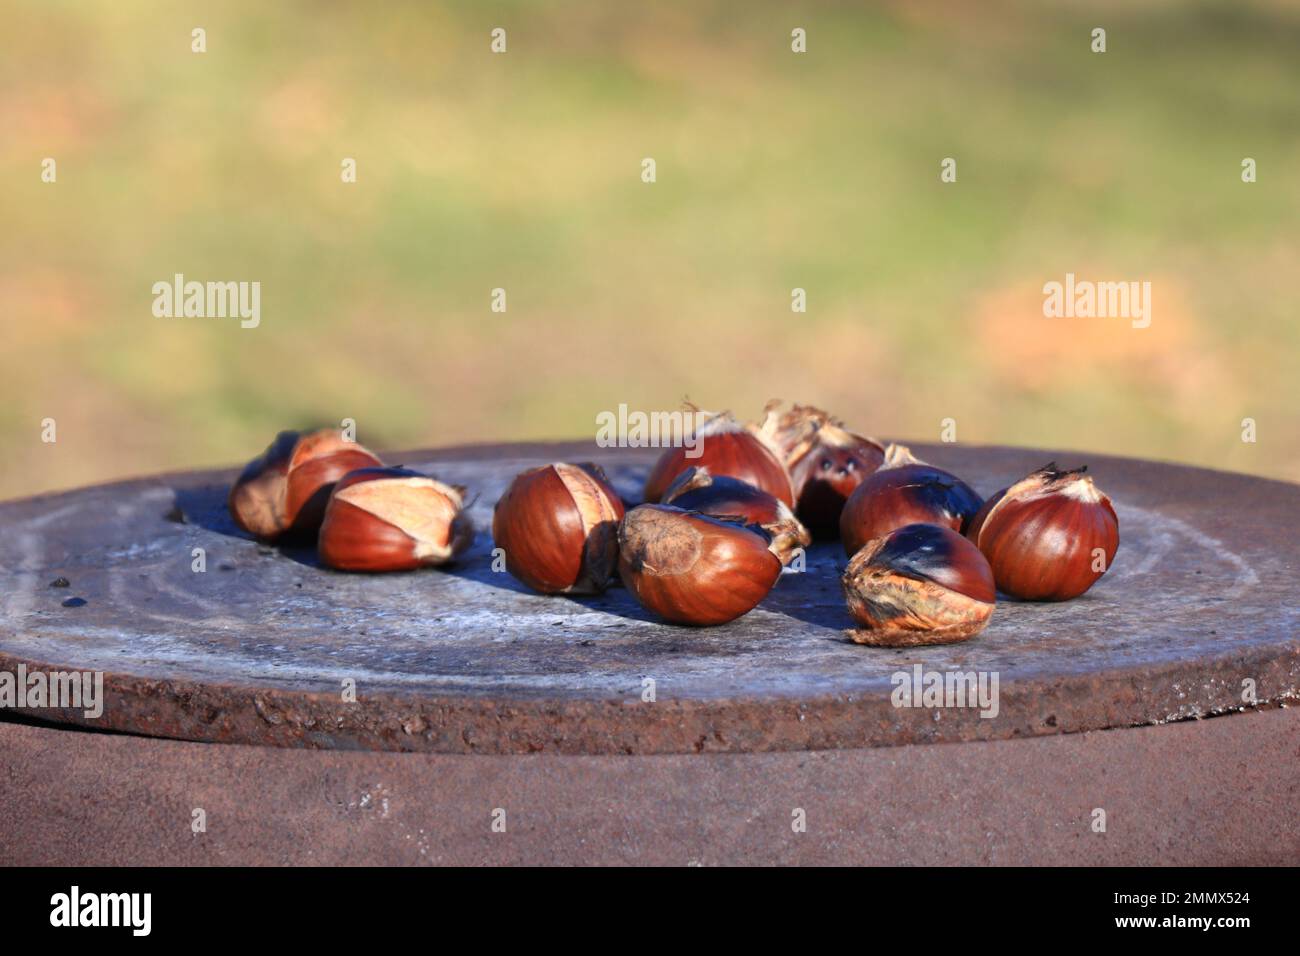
[642,410,794,507]
[492,462,626,595]
[841,523,996,646]
[228,428,383,540]
[967,463,1119,601]
[661,466,810,566]
[839,444,983,557]
[318,467,474,572]
[618,504,782,626]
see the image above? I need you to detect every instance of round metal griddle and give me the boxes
[1,441,1297,755]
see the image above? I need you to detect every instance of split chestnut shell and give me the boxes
[228,428,384,540]
[753,402,885,537]
[842,523,996,646]
[643,409,794,507]
[492,463,626,595]
[318,467,474,572]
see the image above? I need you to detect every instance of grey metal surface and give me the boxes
[0,441,1297,753]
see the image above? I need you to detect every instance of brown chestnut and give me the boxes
[492,462,626,595]
[228,428,383,539]
[642,408,794,507]
[842,523,996,646]
[839,444,983,558]
[754,402,885,537]
[967,463,1119,601]
[618,504,782,626]
[318,467,474,572]
[662,466,810,566]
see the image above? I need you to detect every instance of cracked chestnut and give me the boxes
[318,467,474,571]
[492,462,625,594]
[618,504,782,625]
[839,444,983,557]
[642,408,794,507]
[842,523,996,646]
[228,428,383,539]
[754,402,885,537]
[662,466,810,566]
[967,463,1119,601]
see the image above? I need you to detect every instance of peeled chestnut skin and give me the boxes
[967,463,1119,601]
[661,467,810,566]
[842,523,995,646]
[492,463,625,595]
[644,431,794,507]
[318,467,474,572]
[840,446,982,558]
[228,428,383,540]
[618,504,782,626]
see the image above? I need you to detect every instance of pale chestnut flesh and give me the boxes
[318,467,474,572]
[618,504,782,626]
[842,523,996,646]
[228,428,382,540]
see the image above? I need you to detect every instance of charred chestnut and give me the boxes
[842,523,996,646]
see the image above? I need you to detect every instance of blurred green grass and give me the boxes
[2,0,1298,497]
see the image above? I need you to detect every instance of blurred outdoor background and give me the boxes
[2,0,1298,500]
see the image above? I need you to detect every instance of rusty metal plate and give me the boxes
[2,706,1297,865]
[0,441,1297,753]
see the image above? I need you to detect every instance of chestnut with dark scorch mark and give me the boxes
[842,523,996,646]
[840,444,983,557]
[643,409,794,507]
[661,466,810,566]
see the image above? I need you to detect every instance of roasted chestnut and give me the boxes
[228,428,383,539]
[839,444,983,558]
[642,408,794,507]
[967,463,1119,601]
[754,402,885,537]
[618,504,782,625]
[841,523,996,646]
[661,466,810,566]
[318,467,474,571]
[492,462,626,594]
